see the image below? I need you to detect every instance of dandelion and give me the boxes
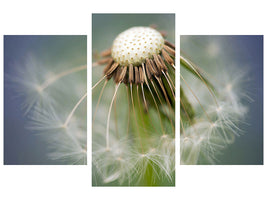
[180,36,249,165]
[92,26,175,186]
[5,36,87,164]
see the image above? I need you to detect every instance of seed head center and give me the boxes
[111,27,164,66]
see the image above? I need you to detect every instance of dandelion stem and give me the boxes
[106,83,120,150]
[137,86,146,130]
[137,83,159,135]
[114,87,119,138]
[180,55,219,107]
[141,83,148,112]
[92,80,107,127]
[155,77,172,109]
[166,72,175,90]
[180,98,198,135]
[39,65,86,91]
[142,64,167,135]
[145,80,166,136]
[162,71,175,100]
[126,85,130,137]
[180,74,213,123]
[150,79,175,135]
[155,77,175,131]
[130,83,144,153]
[63,92,87,127]
[92,75,106,90]
[150,79,163,104]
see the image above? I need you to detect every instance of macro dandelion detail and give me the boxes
[4,36,87,165]
[92,15,175,186]
[180,35,263,165]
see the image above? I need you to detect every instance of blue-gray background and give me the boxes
[218,36,263,164]
[4,35,87,164]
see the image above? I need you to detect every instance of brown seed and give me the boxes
[150,59,161,77]
[129,64,134,83]
[122,69,129,85]
[139,66,144,84]
[146,58,156,77]
[103,59,114,74]
[145,62,152,80]
[145,58,153,80]
[162,49,174,66]
[118,66,127,83]
[134,66,140,84]
[157,55,167,71]
[106,65,118,80]
[114,66,122,83]
[153,54,163,72]
[164,40,175,50]
[106,62,119,76]
[163,45,175,56]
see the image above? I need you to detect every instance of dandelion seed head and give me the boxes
[111,27,164,66]
[93,23,175,185]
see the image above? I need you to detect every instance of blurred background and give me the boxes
[4,35,87,164]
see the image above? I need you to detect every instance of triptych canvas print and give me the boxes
[3,14,263,187]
